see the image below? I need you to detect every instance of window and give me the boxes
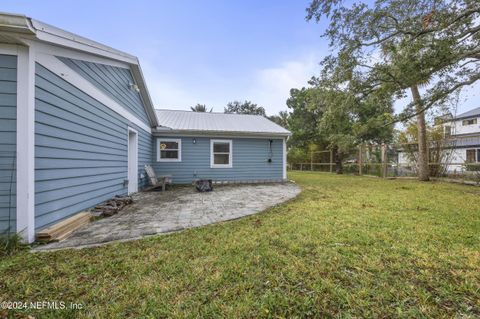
[210,139,232,168]
[462,118,477,126]
[466,149,477,163]
[444,126,452,138]
[157,138,181,162]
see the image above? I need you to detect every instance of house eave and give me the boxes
[0,12,36,35]
[0,12,159,128]
[152,128,291,138]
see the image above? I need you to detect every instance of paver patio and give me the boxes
[34,182,301,251]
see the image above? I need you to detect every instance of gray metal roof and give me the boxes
[155,110,290,136]
[455,107,480,120]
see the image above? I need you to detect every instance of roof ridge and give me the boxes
[156,109,272,117]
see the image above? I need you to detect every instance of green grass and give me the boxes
[1,172,479,318]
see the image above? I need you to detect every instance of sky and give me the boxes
[2,0,478,117]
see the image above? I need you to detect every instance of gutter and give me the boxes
[152,128,291,138]
[0,12,36,35]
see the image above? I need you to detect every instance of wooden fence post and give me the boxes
[330,149,333,173]
[358,145,363,176]
[381,144,387,178]
[310,151,313,171]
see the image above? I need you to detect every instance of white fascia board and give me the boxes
[16,45,36,243]
[33,41,130,69]
[30,19,138,65]
[36,52,152,133]
[130,64,158,127]
[1,12,157,129]
[151,129,290,139]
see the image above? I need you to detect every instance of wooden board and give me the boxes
[36,212,92,242]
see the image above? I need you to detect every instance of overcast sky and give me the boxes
[2,0,478,117]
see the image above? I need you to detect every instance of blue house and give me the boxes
[0,13,290,243]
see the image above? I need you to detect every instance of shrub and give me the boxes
[0,232,26,257]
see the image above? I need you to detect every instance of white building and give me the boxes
[398,107,480,173]
[443,107,480,171]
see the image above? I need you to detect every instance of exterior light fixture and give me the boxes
[129,83,140,93]
[193,138,197,144]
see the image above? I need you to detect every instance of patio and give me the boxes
[34,182,301,251]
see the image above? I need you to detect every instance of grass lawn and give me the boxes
[1,172,479,318]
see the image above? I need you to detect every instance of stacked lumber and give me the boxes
[93,195,133,217]
[36,212,92,243]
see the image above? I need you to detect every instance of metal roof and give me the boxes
[155,110,291,136]
[455,107,480,120]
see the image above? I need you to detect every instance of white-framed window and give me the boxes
[157,138,181,162]
[462,118,477,126]
[210,139,232,168]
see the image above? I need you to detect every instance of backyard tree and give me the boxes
[286,87,325,149]
[287,83,393,173]
[190,104,212,112]
[224,100,266,116]
[398,122,455,177]
[268,111,290,129]
[306,0,480,181]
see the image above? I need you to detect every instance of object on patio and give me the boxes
[93,195,133,217]
[195,179,213,192]
[36,212,92,243]
[144,164,172,191]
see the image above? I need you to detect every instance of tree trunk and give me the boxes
[334,148,343,174]
[410,85,430,181]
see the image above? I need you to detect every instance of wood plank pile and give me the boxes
[36,212,92,243]
[93,195,133,217]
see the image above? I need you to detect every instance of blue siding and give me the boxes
[133,123,154,190]
[0,54,17,234]
[151,136,284,184]
[57,57,150,124]
[34,63,153,230]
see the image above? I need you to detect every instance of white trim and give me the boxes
[283,138,287,180]
[33,41,130,69]
[210,139,233,168]
[152,130,289,139]
[127,127,138,194]
[0,43,20,55]
[16,45,36,243]
[30,18,138,64]
[35,52,152,133]
[156,138,182,162]
[0,13,158,128]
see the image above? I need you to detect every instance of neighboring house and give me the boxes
[0,13,289,243]
[441,107,480,171]
[398,107,480,172]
